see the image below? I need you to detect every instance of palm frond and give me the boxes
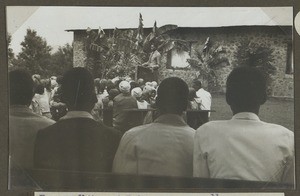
[157,25,178,35]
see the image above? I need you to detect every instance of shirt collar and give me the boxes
[154,114,187,126]
[232,112,260,121]
[60,111,94,120]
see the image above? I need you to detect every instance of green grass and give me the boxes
[210,94,294,131]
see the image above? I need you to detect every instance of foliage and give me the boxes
[187,38,229,90]
[49,43,73,76]
[7,33,16,70]
[234,39,276,75]
[14,29,52,76]
[85,29,146,79]
[85,21,188,79]
[234,39,276,95]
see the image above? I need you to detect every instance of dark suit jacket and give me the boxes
[34,117,121,173]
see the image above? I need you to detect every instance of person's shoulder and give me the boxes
[262,121,294,136]
[196,120,228,132]
[95,121,122,138]
[203,89,211,96]
[113,94,123,101]
[31,113,55,126]
[123,123,153,138]
[179,124,196,134]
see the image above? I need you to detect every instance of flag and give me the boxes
[153,21,157,35]
[98,26,106,39]
[136,13,144,44]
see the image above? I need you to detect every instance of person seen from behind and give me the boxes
[193,66,294,185]
[113,77,195,177]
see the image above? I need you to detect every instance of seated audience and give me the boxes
[113,77,195,177]
[193,66,294,185]
[113,80,139,133]
[9,70,55,178]
[34,67,121,173]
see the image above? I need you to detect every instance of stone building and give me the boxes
[67,25,293,98]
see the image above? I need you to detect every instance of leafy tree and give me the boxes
[85,28,144,79]
[49,43,73,76]
[15,29,52,76]
[234,39,276,74]
[234,39,276,95]
[187,37,230,90]
[85,23,185,80]
[7,33,16,70]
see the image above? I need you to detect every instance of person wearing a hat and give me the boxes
[131,87,149,109]
[113,80,139,134]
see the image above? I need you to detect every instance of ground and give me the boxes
[210,94,294,131]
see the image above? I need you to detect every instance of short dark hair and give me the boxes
[192,79,202,90]
[226,66,267,110]
[156,77,189,115]
[35,84,45,95]
[188,88,197,101]
[61,67,97,111]
[56,76,63,85]
[9,69,34,106]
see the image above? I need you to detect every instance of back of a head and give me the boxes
[108,88,120,100]
[192,79,202,90]
[188,88,197,101]
[56,76,63,85]
[131,87,143,99]
[119,80,131,94]
[9,69,34,106]
[61,67,97,111]
[226,66,267,112]
[156,77,189,115]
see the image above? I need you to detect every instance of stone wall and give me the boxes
[73,31,87,67]
[72,26,293,98]
[160,26,293,97]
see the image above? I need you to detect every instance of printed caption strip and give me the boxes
[35,193,284,196]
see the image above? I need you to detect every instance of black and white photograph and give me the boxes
[6,6,295,192]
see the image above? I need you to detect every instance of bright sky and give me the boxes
[6,6,293,55]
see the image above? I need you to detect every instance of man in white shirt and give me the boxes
[192,79,212,110]
[113,77,195,177]
[193,66,294,185]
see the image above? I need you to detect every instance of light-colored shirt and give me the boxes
[113,114,195,177]
[31,90,51,114]
[195,88,212,110]
[193,112,294,185]
[9,105,55,170]
[137,100,149,109]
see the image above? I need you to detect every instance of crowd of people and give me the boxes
[9,65,294,189]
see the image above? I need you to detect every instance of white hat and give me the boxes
[131,87,142,98]
[119,80,131,94]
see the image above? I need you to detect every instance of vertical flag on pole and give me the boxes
[153,21,157,35]
[136,13,144,45]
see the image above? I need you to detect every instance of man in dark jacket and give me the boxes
[34,67,121,173]
[113,80,140,134]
